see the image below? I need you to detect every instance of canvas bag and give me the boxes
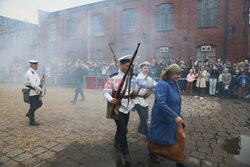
[148,123,186,163]
[22,88,30,104]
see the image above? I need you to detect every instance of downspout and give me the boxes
[244,0,249,59]
[223,0,229,61]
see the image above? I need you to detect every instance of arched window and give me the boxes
[121,8,136,34]
[197,0,218,28]
[48,22,56,42]
[92,14,104,37]
[156,3,173,31]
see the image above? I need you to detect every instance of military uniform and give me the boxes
[103,55,136,163]
[24,60,42,126]
[134,62,158,135]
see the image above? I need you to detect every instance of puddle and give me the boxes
[221,135,250,166]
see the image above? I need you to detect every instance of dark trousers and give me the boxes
[197,87,205,97]
[73,84,85,102]
[114,112,130,153]
[186,82,193,93]
[134,104,148,136]
[28,95,43,123]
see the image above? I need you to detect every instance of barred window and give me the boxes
[155,46,172,63]
[156,3,173,31]
[92,49,104,62]
[121,8,136,34]
[68,18,78,39]
[92,14,104,37]
[121,48,134,57]
[48,22,56,42]
[197,0,218,28]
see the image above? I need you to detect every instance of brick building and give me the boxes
[1,0,249,65]
[0,16,40,63]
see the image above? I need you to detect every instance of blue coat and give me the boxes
[148,79,182,145]
[236,74,250,87]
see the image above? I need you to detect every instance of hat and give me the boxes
[244,60,248,63]
[29,60,38,64]
[139,61,150,68]
[242,72,246,75]
[225,68,229,71]
[190,69,193,72]
[119,55,132,64]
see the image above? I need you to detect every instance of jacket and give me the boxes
[148,79,182,145]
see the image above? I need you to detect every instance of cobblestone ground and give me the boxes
[0,84,249,167]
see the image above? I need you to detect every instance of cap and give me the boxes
[139,61,150,68]
[189,69,193,72]
[245,60,248,63]
[119,55,132,64]
[29,60,38,64]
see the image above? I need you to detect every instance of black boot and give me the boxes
[176,163,189,167]
[30,121,40,126]
[114,141,122,151]
[149,152,160,163]
[25,112,30,118]
[122,151,132,165]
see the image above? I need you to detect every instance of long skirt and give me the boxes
[148,123,186,163]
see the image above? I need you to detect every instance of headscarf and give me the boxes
[160,64,181,80]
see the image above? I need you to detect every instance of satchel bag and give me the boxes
[148,123,186,163]
[22,88,30,104]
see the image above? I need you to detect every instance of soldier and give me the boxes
[134,61,158,136]
[103,55,136,164]
[24,60,44,126]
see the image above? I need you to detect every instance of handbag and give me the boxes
[22,88,30,104]
[148,123,186,163]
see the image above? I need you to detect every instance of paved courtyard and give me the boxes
[0,84,249,167]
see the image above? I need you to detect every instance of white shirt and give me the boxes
[24,67,42,96]
[134,72,158,107]
[103,70,136,114]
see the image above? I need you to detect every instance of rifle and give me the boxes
[108,43,119,69]
[39,67,46,100]
[110,42,141,116]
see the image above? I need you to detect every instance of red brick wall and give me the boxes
[38,0,250,63]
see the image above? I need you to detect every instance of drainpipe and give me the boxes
[223,0,229,61]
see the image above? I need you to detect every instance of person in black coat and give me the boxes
[71,62,87,104]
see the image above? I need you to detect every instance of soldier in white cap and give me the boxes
[134,61,158,136]
[103,55,137,164]
[24,60,44,126]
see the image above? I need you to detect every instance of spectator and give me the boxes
[237,73,250,99]
[209,65,219,96]
[195,66,207,100]
[222,68,231,98]
[186,69,195,93]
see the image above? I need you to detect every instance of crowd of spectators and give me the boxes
[1,56,249,100]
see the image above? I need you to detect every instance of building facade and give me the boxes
[1,0,249,65]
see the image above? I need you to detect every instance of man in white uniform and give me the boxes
[103,55,136,164]
[134,61,158,136]
[24,60,43,126]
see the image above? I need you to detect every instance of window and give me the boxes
[197,0,218,28]
[92,49,104,62]
[68,18,78,39]
[0,16,6,25]
[92,14,104,37]
[121,8,136,34]
[155,46,172,63]
[249,7,250,25]
[48,22,56,42]
[156,3,173,31]
[121,48,134,57]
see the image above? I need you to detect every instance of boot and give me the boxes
[122,151,132,165]
[176,163,189,167]
[149,152,160,163]
[25,112,30,118]
[30,121,40,126]
[114,141,122,151]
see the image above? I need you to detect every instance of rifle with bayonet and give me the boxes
[108,43,119,69]
[110,42,141,116]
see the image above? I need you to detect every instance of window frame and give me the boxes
[155,3,174,32]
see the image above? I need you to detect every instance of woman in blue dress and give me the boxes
[148,64,187,167]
